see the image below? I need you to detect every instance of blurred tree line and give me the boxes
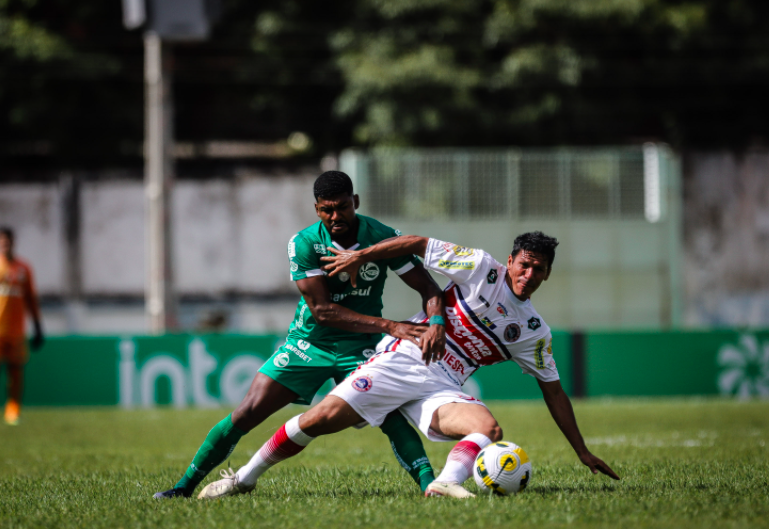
[1,0,768,166]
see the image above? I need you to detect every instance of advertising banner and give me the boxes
[2,330,766,407]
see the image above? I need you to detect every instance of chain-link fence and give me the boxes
[341,145,674,222]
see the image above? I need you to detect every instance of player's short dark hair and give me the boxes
[313,171,354,200]
[0,227,13,242]
[511,231,559,270]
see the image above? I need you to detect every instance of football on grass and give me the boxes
[473,441,532,495]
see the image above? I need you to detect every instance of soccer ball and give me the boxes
[473,441,532,495]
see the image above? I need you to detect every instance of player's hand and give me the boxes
[389,321,428,347]
[578,451,620,480]
[30,330,44,352]
[419,323,446,366]
[321,247,366,287]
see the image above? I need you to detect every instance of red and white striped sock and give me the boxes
[435,433,492,484]
[236,415,314,486]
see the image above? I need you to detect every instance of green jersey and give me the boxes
[286,214,419,344]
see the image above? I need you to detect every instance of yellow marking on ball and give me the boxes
[513,446,530,464]
[498,454,518,471]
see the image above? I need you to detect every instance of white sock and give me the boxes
[236,415,315,486]
[435,433,492,484]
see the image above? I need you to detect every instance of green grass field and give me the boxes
[1,399,768,528]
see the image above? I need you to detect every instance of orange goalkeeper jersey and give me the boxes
[0,256,36,338]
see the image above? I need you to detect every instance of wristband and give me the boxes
[428,315,445,326]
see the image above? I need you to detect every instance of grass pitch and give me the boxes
[1,399,767,529]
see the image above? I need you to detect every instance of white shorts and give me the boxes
[330,352,487,442]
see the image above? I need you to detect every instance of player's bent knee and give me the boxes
[488,424,503,442]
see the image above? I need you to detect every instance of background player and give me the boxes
[0,227,44,425]
[197,231,618,499]
[155,171,446,498]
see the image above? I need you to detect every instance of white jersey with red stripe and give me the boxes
[375,238,559,387]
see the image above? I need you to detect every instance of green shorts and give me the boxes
[258,337,379,405]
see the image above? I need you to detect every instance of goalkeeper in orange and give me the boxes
[0,227,44,425]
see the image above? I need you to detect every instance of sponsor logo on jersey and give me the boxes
[441,241,454,253]
[496,303,509,317]
[452,245,474,257]
[290,262,299,272]
[479,295,490,308]
[274,352,290,368]
[287,235,297,258]
[331,285,372,302]
[361,348,376,359]
[487,269,498,284]
[298,340,311,350]
[534,339,546,369]
[442,352,466,374]
[528,317,542,330]
[504,323,521,342]
[352,375,373,392]
[313,244,326,254]
[339,271,350,282]
[286,344,312,363]
[296,304,308,329]
[395,229,403,236]
[0,284,21,297]
[358,262,380,281]
[438,260,475,270]
[481,317,496,330]
[446,307,493,359]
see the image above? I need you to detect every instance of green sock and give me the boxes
[174,413,246,493]
[379,411,435,492]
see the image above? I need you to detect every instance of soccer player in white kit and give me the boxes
[198,232,619,499]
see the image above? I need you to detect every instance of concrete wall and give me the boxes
[683,151,769,326]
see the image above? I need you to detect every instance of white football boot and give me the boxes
[197,469,255,499]
[424,481,476,498]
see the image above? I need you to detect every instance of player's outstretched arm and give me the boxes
[321,235,429,287]
[537,379,620,480]
[295,275,427,345]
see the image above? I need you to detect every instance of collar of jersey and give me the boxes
[320,215,365,251]
[330,240,360,251]
[503,277,530,307]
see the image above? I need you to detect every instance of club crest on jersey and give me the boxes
[487,269,498,284]
[358,263,380,281]
[352,375,373,392]
[528,317,542,330]
[496,303,509,317]
[504,323,521,342]
[274,352,290,368]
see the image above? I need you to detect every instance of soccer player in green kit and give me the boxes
[154,171,446,499]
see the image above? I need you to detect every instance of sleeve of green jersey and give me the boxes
[384,227,421,276]
[288,233,323,281]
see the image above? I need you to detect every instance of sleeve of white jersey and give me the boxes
[423,238,491,285]
[514,333,560,383]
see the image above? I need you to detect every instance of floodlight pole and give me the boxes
[144,31,176,333]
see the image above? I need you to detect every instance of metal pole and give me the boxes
[144,31,176,333]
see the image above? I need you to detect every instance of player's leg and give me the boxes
[379,411,435,491]
[4,363,23,425]
[2,339,27,426]
[335,342,435,491]
[425,402,501,497]
[162,373,298,498]
[198,395,363,499]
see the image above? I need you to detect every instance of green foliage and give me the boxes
[1,399,768,528]
[1,0,769,164]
